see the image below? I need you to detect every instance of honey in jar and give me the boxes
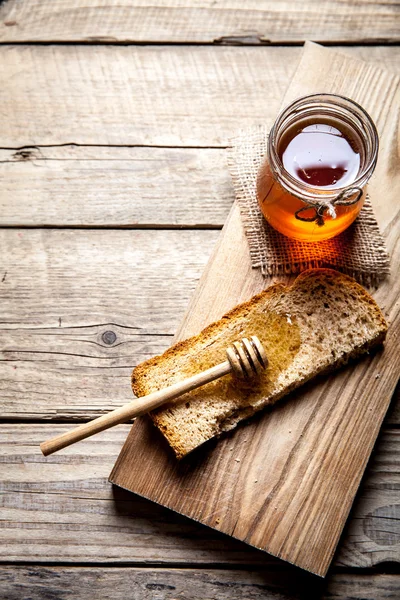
[257,94,379,242]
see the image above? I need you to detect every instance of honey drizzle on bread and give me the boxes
[131,269,387,459]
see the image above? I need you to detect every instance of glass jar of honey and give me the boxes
[257,94,379,241]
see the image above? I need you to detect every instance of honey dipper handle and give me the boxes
[40,360,231,456]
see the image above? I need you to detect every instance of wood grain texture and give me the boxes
[0,46,399,148]
[0,225,398,423]
[0,6,399,594]
[0,0,398,43]
[0,1,399,595]
[0,228,218,419]
[39,350,239,456]
[0,424,399,567]
[1,45,400,228]
[110,43,400,577]
[0,146,232,227]
[338,429,400,569]
[0,228,217,330]
[0,567,399,600]
[0,45,293,147]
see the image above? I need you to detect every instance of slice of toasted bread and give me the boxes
[132,269,387,459]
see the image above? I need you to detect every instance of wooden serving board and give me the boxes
[110,43,400,577]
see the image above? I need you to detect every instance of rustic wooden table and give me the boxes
[0,2,399,598]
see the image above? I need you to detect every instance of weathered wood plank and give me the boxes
[0,146,232,226]
[0,424,286,565]
[0,46,399,148]
[0,228,218,419]
[338,429,400,568]
[0,48,399,228]
[0,325,171,420]
[0,226,398,423]
[0,567,399,600]
[0,45,291,147]
[0,425,398,567]
[0,229,217,330]
[0,0,398,44]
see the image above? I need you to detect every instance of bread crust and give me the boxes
[131,269,387,458]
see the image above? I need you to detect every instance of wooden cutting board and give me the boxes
[110,43,400,577]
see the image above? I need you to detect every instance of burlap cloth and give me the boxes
[227,125,390,287]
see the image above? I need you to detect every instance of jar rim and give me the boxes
[267,93,379,203]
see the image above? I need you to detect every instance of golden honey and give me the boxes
[257,95,378,242]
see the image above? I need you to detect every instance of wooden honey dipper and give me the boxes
[40,336,268,456]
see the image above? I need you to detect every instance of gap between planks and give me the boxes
[1,425,399,567]
[0,41,400,47]
[1,46,399,227]
[0,566,399,600]
[0,0,399,44]
[0,562,398,573]
[0,225,224,230]
[1,46,399,148]
[0,227,398,423]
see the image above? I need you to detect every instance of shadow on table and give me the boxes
[111,484,327,599]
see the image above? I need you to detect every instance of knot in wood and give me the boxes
[102,330,117,345]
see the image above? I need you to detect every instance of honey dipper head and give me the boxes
[226,336,268,379]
